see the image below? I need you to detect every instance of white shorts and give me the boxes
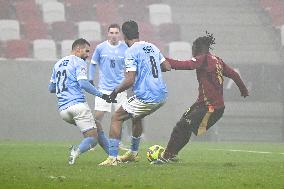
[59,102,96,132]
[95,90,127,112]
[122,95,165,119]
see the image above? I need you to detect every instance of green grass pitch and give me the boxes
[0,141,283,189]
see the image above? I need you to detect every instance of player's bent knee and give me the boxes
[83,128,98,138]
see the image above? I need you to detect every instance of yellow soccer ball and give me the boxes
[146,145,165,162]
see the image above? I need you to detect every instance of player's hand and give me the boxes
[241,89,249,98]
[101,94,117,103]
[109,89,118,102]
[89,80,94,85]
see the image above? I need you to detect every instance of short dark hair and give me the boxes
[122,20,139,40]
[72,38,90,50]
[108,23,120,31]
[193,31,216,53]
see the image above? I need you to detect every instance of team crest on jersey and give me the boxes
[143,46,154,54]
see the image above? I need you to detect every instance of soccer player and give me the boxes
[99,20,171,166]
[48,38,112,165]
[88,24,129,154]
[157,32,249,163]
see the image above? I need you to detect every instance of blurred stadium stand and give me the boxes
[33,39,57,60]
[0,0,283,142]
[42,1,66,23]
[0,19,20,41]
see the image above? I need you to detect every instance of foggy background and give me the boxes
[0,0,283,143]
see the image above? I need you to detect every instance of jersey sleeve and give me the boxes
[125,49,137,72]
[91,45,100,65]
[50,68,56,83]
[166,54,206,70]
[76,59,88,81]
[222,60,248,96]
[159,51,166,64]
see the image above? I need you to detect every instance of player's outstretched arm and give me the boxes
[166,55,206,70]
[78,79,103,97]
[48,82,56,93]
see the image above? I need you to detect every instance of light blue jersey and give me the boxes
[50,55,89,111]
[91,41,128,91]
[125,41,167,103]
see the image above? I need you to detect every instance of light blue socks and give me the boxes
[98,130,109,154]
[109,138,120,157]
[78,137,97,153]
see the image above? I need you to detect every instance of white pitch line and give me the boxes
[210,148,284,155]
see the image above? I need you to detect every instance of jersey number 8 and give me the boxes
[150,56,158,78]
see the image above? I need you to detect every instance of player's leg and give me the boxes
[94,110,109,154]
[94,95,112,154]
[61,103,98,165]
[114,91,129,151]
[118,96,165,163]
[131,118,143,152]
[118,118,143,162]
[163,105,207,160]
[206,107,225,131]
[99,106,130,166]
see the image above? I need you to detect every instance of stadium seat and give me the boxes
[36,0,58,6]
[168,41,192,60]
[0,20,20,41]
[0,41,5,58]
[42,2,65,24]
[33,39,57,60]
[89,40,100,54]
[95,2,121,25]
[119,3,148,22]
[65,3,94,22]
[259,0,280,10]
[158,23,181,43]
[137,22,156,42]
[281,25,284,46]
[22,19,49,40]
[5,39,30,59]
[64,0,94,7]
[0,1,14,19]
[266,2,284,27]
[148,4,172,26]
[51,21,77,41]
[60,40,73,57]
[78,21,101,42]
[15,0,39,22]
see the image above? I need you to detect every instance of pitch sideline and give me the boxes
[209,148,284,155]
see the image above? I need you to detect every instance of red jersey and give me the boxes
[167,53,248,109]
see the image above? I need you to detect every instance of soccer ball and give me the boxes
[146,145,165,162]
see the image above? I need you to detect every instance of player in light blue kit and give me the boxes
[48,38,112,165]
[99,20,171,166]
[89,24,129,154]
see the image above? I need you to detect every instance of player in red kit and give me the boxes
[157,32,249,163]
